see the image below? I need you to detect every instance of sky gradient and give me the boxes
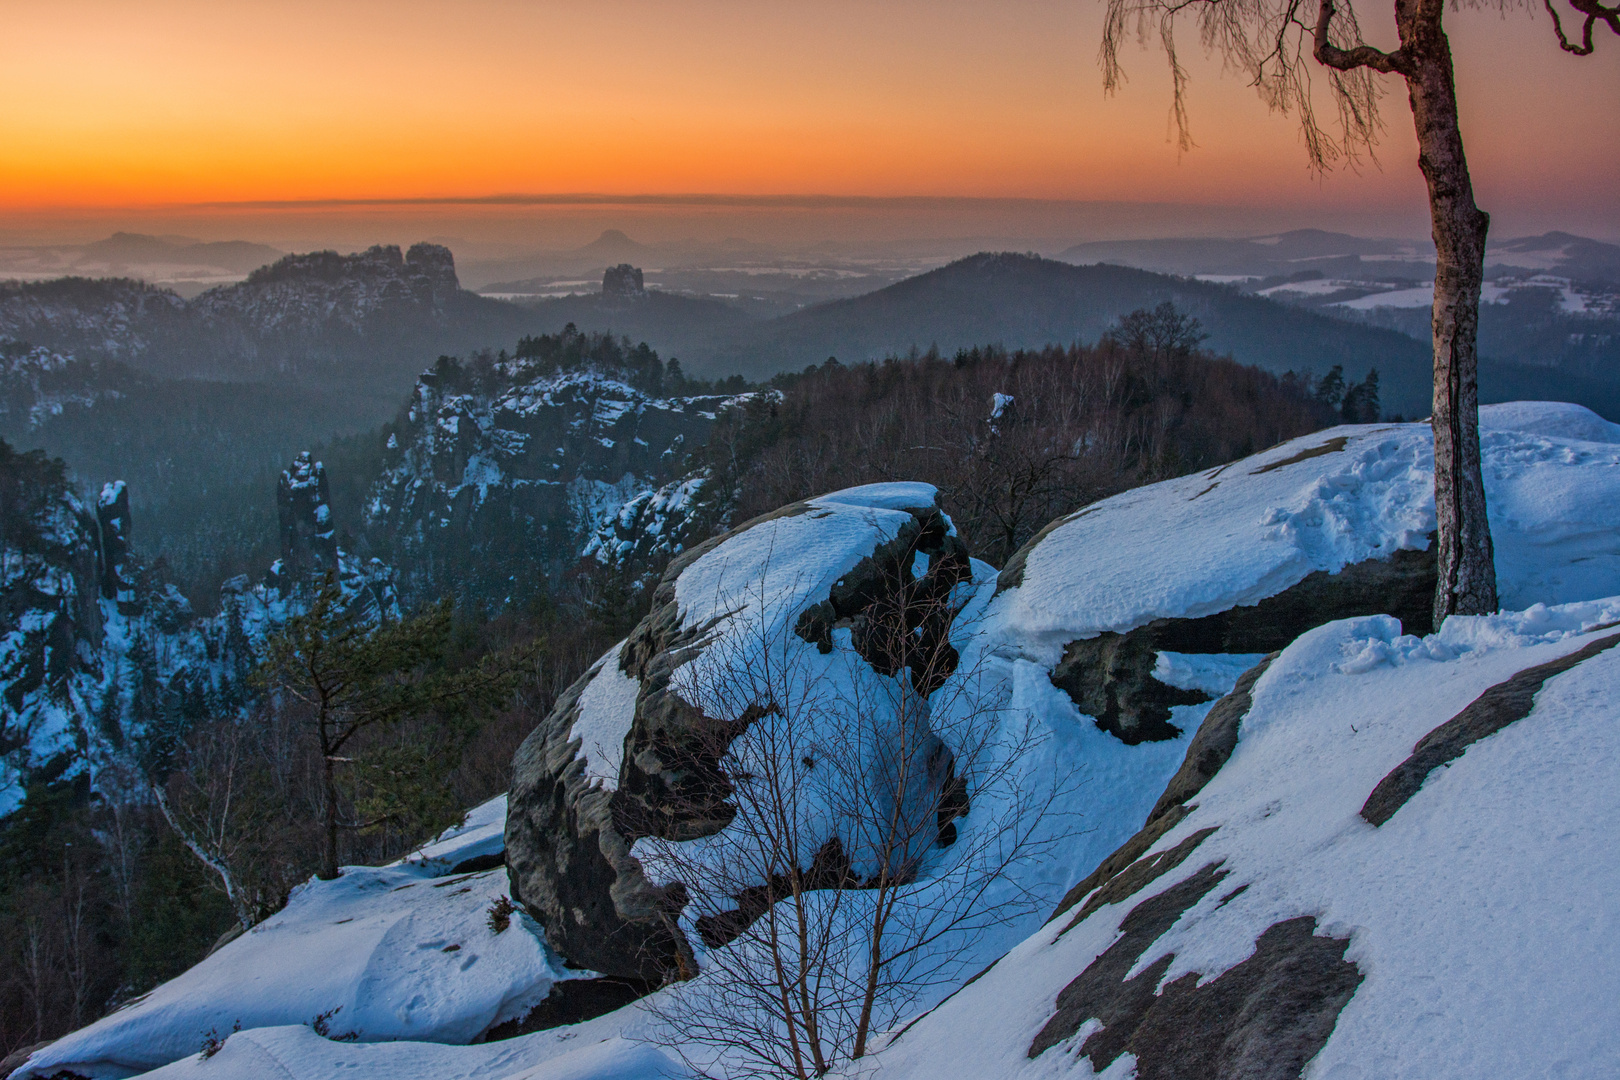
[4,0,1616,243]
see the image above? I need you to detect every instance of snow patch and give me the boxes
[569,642,638,790]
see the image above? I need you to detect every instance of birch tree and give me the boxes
[1094,0,1615,620]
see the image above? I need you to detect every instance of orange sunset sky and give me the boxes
[3,0,1616,245]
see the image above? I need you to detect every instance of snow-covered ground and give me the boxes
[994,402,1620,662]
[1255,275,1615,316]
[16,402,1620,1080]
[862,600,1620,1079]
[15,856,560,1078]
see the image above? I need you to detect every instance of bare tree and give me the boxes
[639,570,1070,1079]
[150,707,314,930]
[1096,0,1615,621]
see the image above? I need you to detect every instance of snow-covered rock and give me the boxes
[989,402,1620,742]
[996,403,1620,655]
[11,859,562,1079]
[505,482,988,982]
[25,402,1620,1080]
[866,600,1620,1079]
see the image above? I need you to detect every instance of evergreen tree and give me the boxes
[258,579,525,880]
[1314,365,1346,409]
[1341,368,1381,423]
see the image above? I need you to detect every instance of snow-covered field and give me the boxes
[15,402,1620,1080]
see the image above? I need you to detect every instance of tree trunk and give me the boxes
[1397,0,1497,622]
[152,782,254,930]
[319,751,341,880]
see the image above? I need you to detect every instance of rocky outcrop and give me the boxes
[601,264,647,301]
[0,443,105,778]
[95,480,135,610]
[1048,544,1435,743]
[1,444,396,816]
[197,243,463,333]
[368,352,747,606]
[506,487,976,982]
[275,451,338,575]
[506,507,808,982]
[265,451,397,620]
[0,242,529,383]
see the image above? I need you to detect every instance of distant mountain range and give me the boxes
[0,243,533,409]
[6,239,1619,584]
[0,231,286,296]
[668,252,1616,419]
[1057,228,1620,285]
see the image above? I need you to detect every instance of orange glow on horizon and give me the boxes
[3,0,1615,233]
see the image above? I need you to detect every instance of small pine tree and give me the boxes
[1341,368,1381,424]
[257,579,525,880]
[1314,365,1346,409]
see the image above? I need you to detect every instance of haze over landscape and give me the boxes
[4,3,1620,1080]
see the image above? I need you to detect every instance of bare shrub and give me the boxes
[638,566,1073,1079]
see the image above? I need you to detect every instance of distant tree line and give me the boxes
[682,304,1343,569]
[507,324,748,398]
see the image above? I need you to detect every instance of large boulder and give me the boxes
[991,403,1620,743]
[505,483,976,981]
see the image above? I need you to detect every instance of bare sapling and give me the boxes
[639,558,1073,1079]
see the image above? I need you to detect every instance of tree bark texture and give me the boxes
[1315,0,1498,622]
[1398,0,1498,622]
[320,751,341,881]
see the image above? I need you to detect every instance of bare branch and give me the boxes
[1101,0,1389,170]
[1544,0,1620,53]
[1313,0,1412,71]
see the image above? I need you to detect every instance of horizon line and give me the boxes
[19,192,1291,213]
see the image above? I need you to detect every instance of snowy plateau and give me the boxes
[13,401,1620,1080]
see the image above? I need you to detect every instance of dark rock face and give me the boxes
[1050,544,1435,743]
[94,480,136,611]
[1049,631,1209,744]
[506,496,974,982]
[1362,629,1620,826]
[1029,860,1363,1079]
[602,264,647,300]
[404,242,460,298]
[0,447,103,740]
[0,1040,52,1078]
[792,505,972,695]
[275,452,337,578]
[507,507,806,982]
[482,976,654,1041]
[505,649,691,983]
